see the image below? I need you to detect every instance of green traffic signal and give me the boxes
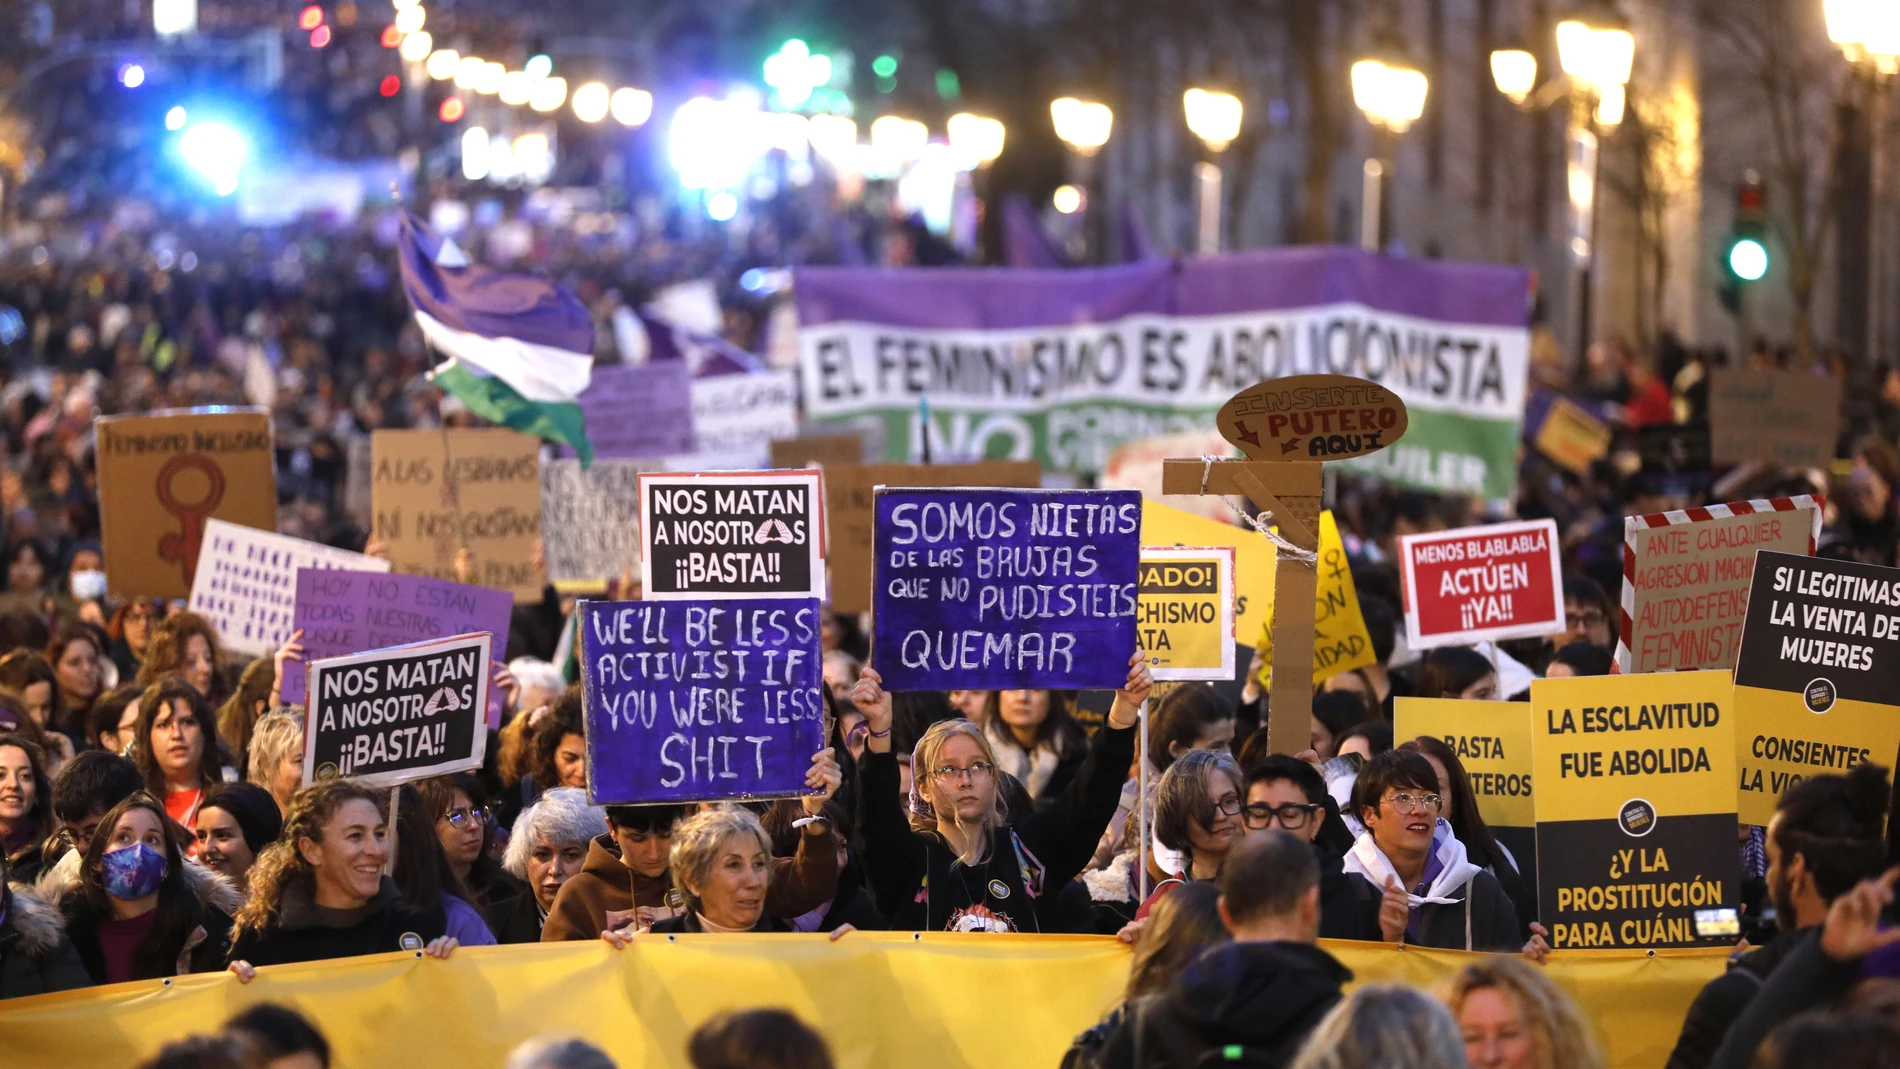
[1727,237,1768,282]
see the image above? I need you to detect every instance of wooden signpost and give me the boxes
[1161,374,1408,755]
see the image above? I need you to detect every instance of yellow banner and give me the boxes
[1142,499,1270,642]
[1734,687,1900,826]
[1394,697,1536,829]
[1532,670,1736,817]
[0,935,1724,1069]
[1138,547,1235,680]
[1254,511,1378,687]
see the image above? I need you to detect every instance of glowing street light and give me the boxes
[477,62,505,95]
[1556,0,1636,92]
[500,70,533,106]
[426,49,458,80]
[946,112,1005,167]
[397,30,431,63]
[572,82,611,123]
[1182,89,1242,151]
[1352,30,1429,251]
[455,55,485,90]
[178,121,249,196]
[392,4,424,35]
[870,115,928,162]
[611,87,654,127]
[1050,97,1112,155]
[763,39,834,109]
[529,76,568,114]
[1489,49,1538,105]
[806,113,857,166]
[1052,184,1083,214]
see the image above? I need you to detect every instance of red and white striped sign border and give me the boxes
[1615,495,1823,674]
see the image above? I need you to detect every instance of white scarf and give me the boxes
[1342,819,1483,906]
[986,727,1062,798]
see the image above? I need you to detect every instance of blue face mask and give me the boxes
[101,842,168,901]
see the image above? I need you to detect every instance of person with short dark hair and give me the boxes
[1400,737,1536,941]
[195,782,283,892]
[0,850,90,999]
[135,1034,264,1069]
[1243,756,1385,943]
[506,1037,618,1069]
[1545,642,1612,678]
[1668,763,1892,1069]
[226,1002,331,1069]
[1343,749,1520,952]
[1749,1011,1900,1069]
[89,683,143,756]
[1098,831,1350,1069]
[1415,647,1497,701]
[688,1008,835,1069]
[1335,721,1393,762]
[49,750,144,863]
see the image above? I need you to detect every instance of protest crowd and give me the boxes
[11,9,1900,1069]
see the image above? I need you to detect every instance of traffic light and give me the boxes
[1719,172,1768,315]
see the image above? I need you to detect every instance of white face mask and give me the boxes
[70,570,107,601]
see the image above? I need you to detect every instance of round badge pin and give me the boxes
[1804,678,1838,714]
[987,879,1010,899]
[1618,798,1658,838]
[399,932,423,951]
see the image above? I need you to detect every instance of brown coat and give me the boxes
[540,828,839,942]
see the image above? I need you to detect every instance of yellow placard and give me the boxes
[1138,546,1236,680]
[1531,670,1739,950]
[0,934,1727,1069]
[1394,697,1535,829]
[1733,687,1900,826]
[1141,499,1270,643]
[1534,397,1612,475]
[1253,511,1377,686]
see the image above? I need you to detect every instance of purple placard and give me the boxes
[794,248,1531,331]
[870,487,1142,691]
[567,361,695,460]
[280,569,513,725]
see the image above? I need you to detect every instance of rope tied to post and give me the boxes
[1199,455,1320,567]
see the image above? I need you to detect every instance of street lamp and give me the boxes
[1490,49,1538,106]
[1827,0,1900,366]
[1050,97,1113,260]
[1183,89,1242,255]
[1351,31,1429,251]
[947,112,1006,167]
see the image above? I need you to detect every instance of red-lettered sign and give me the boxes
[1400,519,1564,649]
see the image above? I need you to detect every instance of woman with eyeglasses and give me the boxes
[1133,749,1244,920]
[1243,755,1393,942]
[1400,737,1538,944]
[107,600,162,683]
[848,652,1150,933]
[1341,749,1521,951]
[417,773,529,932]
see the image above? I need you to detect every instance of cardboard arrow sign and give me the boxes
[1215,374,1409,462]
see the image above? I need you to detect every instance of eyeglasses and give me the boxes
[1211,794,1242,818]
[1242,802,1323,830]
[444,806,489,829]
[930,761,994,784]
[1566,609,1606,629]
[1383,792,1444,814]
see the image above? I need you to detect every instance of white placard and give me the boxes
[189,519,391,656]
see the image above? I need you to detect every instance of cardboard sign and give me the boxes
[541,459,655,589]
[1533,397,1612,475]
[1141,499,1269,647]
[575,362,696,460]
[681,370,800,469]
[1731,551,1900,825]
[279,568,512,710]
[1137,547,1236,681]
[823,461,1042,614]
[1394,697,1537,894]
[303,632,492,788]
[96,408,278,599]
[578,597,826,805]
[1399,519,1564,649]
[770,433,865,470]
[1531,670,1738,949]
[1709,369,1842,470]
[638,471,825,601]
[1102,430,1238,523]
[1215,374,1408,462]
[1254,511,1378,687]
[1618,498,1821,674]
[188,519,390,657]
[370,429,544,600]
[871,487,1141,691]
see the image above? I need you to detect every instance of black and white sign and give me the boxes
[1734,551,1900,701]
[303,631,492,788]
[637,470,825,600]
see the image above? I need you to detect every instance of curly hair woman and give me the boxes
[227,779,455,978]
[137,611,227,707]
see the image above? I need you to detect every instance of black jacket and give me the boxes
[859,722,1136,933]
[1098,941,1351,1069]
[649,911,789,934]
[1666,927,1811,1069]
[1708,930,1862,1069]
[486,885,546,945]
[1315,838,1382,942]
[227,877,447,968]
[1408,869,1521,952]
[0,883,89,999]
